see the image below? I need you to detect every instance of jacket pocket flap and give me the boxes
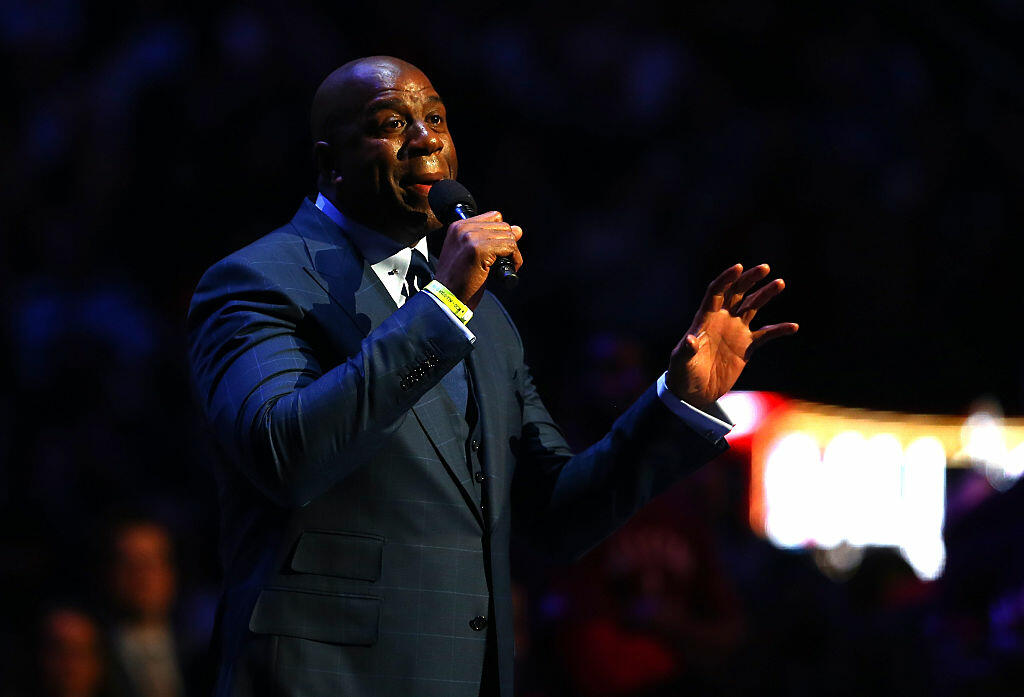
[290,531,383,581]
[249,587,379,646]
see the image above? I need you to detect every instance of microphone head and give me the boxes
[428,179,477,225]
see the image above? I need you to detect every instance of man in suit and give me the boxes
[187,56,797,697]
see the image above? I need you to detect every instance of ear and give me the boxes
[313,141,342,185]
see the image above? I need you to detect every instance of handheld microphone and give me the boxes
[428,179,519,290]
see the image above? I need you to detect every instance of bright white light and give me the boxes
[822,431,869,546]
[761,430,949,581]
[718,391,764,437]
[901,437,947,580]
[1006,443,1024,480]
[900,538,946,581]
[864,434,905,546]
[764,432,821,549]
[962,412,1007,466]
[962,412,1024,490]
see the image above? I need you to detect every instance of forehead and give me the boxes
[349,62,442,112]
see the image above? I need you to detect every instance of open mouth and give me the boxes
[402,173,444,198]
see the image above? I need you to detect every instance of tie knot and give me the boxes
[404,248,433,297]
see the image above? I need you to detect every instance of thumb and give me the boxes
[677,332,701,361]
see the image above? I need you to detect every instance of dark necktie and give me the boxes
[404,249,469,417]
[404,248,434,299]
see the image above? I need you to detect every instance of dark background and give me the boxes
[2,1,1023,695]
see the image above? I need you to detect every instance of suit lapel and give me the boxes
[297,200,395,335]
[292,199,483,526]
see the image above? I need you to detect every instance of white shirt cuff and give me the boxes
[656,372,733,443]
[425,292,476,343]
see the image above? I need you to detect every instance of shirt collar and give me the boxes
[315,193,431,305]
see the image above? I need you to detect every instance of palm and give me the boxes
[686,309,754,399]
[667,264,798,408]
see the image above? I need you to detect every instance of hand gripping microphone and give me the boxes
[428,179,519,289]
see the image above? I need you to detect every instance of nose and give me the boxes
[402,120,442,158]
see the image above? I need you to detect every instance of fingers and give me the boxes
[748,322,799,357]
[509,226,524,270]
[694,261,787,326]
[736,278,785,322]
[489,234,521,270]
[483,225,521,268]
[436,212,525,302]
[726,264,770,310]
[699,264,743,313]
[442,212,524,275]
[448,217,516,245]
[450,214,518,238]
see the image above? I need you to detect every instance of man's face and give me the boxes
[331,62,458,238]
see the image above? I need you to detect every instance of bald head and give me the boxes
[311,56,431,143]
[310,56,457,244]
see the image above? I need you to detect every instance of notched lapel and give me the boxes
[302,264,395,337]
[296,203,395,336]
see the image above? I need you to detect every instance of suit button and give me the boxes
[471,439,480,452]
[474,471,486,483]
[469,615,488,631]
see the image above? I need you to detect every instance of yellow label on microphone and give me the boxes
[423,280,473,324]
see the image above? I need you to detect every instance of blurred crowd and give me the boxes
[7,517,210,697]
[2,0,1023,695]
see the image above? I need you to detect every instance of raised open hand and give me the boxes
[666,264,798,410]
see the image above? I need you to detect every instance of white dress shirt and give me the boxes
[314,193,731,442]
[315,193,474,342]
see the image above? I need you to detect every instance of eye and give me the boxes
[380,117,405,132]
[427,113,444,125]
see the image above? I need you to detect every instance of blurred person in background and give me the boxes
[556,505,744,697]
[104,519,190,697]
[33,605,114,697]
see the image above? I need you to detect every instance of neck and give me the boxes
[319,188,428,248]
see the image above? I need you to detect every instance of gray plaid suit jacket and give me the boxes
[187,198,729,697]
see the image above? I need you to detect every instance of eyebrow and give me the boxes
[366,94,444,114]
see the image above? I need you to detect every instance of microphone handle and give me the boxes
[453,204,519,289]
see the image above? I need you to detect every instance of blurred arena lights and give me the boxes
[718,391,770,437]
[729,394,1024,581]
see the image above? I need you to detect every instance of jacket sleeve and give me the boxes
[503,309,729,561]
[187,256,475,508]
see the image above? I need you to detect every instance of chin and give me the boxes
[390,208,433,239]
